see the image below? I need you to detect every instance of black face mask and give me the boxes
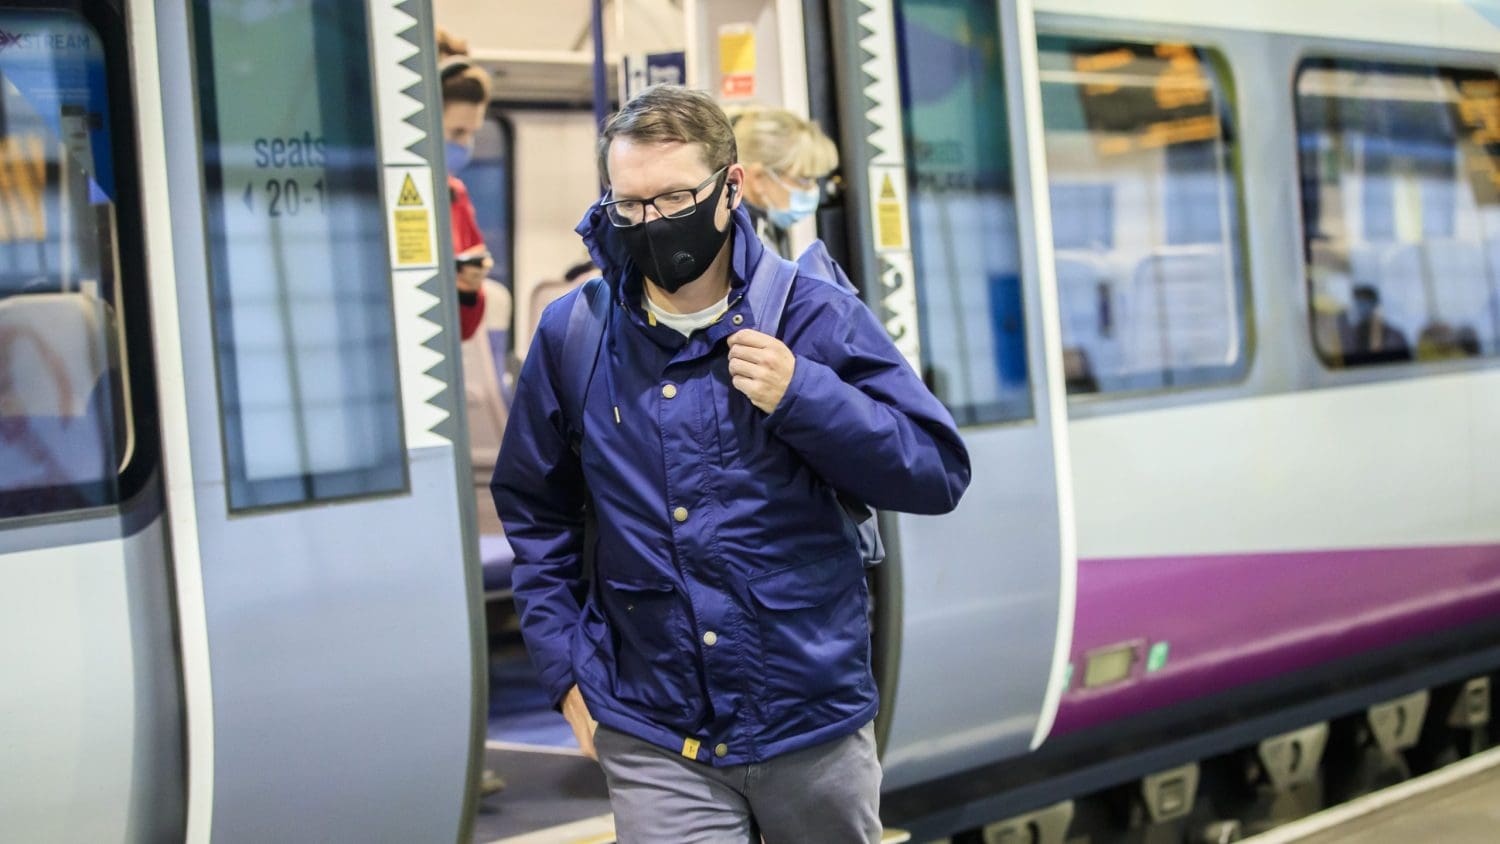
[621,176,731,294]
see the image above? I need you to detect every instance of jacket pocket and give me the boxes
[599,576,702,724]
[746,555,871,715]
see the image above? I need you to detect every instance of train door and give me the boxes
[0,4,184,841]
[133,1,482,841]
[823,0,1078,789]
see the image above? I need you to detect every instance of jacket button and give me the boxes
[662,383,678,399]
[731,314,744,326]
[702,631,718,646]
[673,507,689,523]
[715,743,728,758]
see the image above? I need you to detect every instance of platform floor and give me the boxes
[1246,746,1500,844]
[470,743,911,844]
[472,746,611,843]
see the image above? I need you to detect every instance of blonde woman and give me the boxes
[728,105,838,257]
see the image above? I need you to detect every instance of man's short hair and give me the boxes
[597,85,737,186]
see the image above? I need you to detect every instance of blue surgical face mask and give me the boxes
[445,140,473,175]
[767,184,820,230]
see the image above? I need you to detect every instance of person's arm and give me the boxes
[455,246,493,341]
[457,272,487,340]
[490,313,587,707]
[728,292,970,515]
[450,176,491,340]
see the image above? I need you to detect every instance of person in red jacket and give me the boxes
[439,35,493,340]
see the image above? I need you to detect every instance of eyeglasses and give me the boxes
[771,170,821,193]
[601,167,727,228]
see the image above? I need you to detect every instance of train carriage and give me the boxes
[1,0,1498,841]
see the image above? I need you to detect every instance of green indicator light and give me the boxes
[1147,641,1170,673]
[1063,662,1074,689]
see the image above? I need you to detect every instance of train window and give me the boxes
[193,1,406,511]
[0,12,133,520]
[463,114,513,290]
[893,0,1032,426]
[1296,59,1500,367]
[1037,37,1250,395]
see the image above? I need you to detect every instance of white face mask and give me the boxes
[766,171,820,229]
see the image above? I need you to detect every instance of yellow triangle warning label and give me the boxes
[397,174,424,207]
[875,168,905,250]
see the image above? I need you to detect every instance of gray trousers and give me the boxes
[594,722,883,844]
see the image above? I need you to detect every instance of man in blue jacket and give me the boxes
[492,85,970,843]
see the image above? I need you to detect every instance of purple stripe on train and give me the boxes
[1052,543,1500,735]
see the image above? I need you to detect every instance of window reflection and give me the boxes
[894,0,1031,426]
[1297,60,1500,367]
[1038,37,1250,395]
[0,13,128,520]
[194,0,406,510]
[465,115,512,290]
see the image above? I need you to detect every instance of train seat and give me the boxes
[481,279,513,407]
[1345,240,1390,287]
[1375,244,1431,339]
[525,277,583,351]
[1054,254,1105,347]
[0,292,117,506]
[1124,245,1238,373]
[1416,239,1498,348]
[1053,252,1125,389]
[463,279,512,537]
[461,282,519,607]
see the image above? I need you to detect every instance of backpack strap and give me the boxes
[748,238,864,338]
[795,239,859,296]
[559,277,611,442]
[745,250,799,338]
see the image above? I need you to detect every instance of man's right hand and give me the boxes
[562,684,598,760]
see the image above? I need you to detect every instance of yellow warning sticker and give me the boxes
[876,172,905,250]
[394,209,432,266]
[719,25,755,75]
[397,173,424,207]
[387,168,436,268]
[681,737,701,759]
[719,25,755,99]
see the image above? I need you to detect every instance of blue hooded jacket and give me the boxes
[492,201,970,765]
